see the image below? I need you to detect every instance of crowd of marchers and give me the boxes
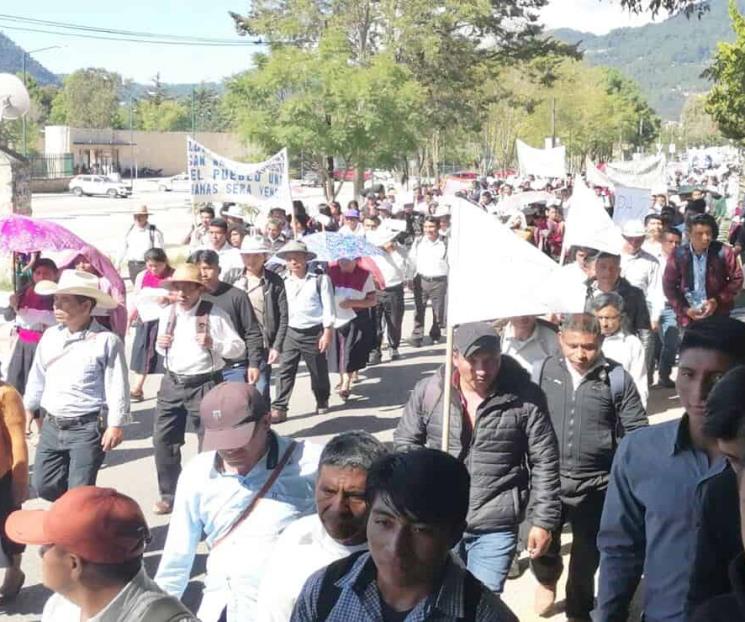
[0,167,745,622]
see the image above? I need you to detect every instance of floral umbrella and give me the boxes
[0,214,87,254]
[303,231,384,262]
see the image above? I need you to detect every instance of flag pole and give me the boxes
[441,324,455,452]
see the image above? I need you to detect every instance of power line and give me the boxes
[0,13,249,44]
[0,23,263,46]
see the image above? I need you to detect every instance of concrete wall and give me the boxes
[0,149,31,216]
[45,127,252,176]
[31,177,73,193]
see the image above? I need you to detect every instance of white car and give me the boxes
[157,173,191,192]
[69,175,131,198]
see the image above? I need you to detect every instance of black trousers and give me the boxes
[153,372,220,501]
[272,325,330,413]
[127,260,146,283]
[531,488,606,619]
[375,284,405,350]
[412,275,447,341]
[33,414,105,502]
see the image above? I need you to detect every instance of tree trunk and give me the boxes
[354,165,365,201]
[325,155,335,201]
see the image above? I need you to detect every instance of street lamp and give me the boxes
[21,45,63,156]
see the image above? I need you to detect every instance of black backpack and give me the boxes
[315,552,483,621]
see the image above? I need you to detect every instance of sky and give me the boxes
[1,1,656,84]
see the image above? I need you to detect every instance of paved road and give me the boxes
[0,188,678,621]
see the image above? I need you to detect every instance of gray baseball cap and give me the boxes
[454,322,500,357]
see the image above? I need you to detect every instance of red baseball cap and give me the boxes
[199,383,268,452]
[5,486,150,564]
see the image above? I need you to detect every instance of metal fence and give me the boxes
[28,154,74,180]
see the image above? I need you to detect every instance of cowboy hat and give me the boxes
[161,264,204,289]
[134,205,149,216]
[368,227,400,247]
[239,236,272,255]
[35,270,117,309]
[621,220,646,238]
[276,240,317,261]
[222,205,245,221]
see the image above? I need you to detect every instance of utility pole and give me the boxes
[551,97,557,148]
[191,86,196,137]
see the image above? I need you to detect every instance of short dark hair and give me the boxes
[595,252,621,264]
[319,431,389,472]
[664,227,682,239]
[561,312,602,338]
[199,206,215,218]
[591,292,625,314]
[366,449,469,531]
[679,317,745,364]
[82,556,143,585]
[687,213,719,238]
[188,249,219,267]
[644,213,663,225]
[424,216,440,227]
[209,218,228,232]
[363,215,381,226]
[703,366,745,440]
[34,258,58,273]
[144,248,168,264]
[685,198,707,215]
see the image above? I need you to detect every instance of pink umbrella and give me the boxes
[0,214,88,253]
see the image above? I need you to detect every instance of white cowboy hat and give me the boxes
[35,270,117,309]
[276,240,317,261]
[222,205,245,221]
[239,236,272,255]
[368,227,400,247]
[621,220,647,238]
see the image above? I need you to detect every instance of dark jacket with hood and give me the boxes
[394,355,561,533]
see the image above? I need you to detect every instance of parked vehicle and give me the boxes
[68,175,132,198]
[157,173,191,192]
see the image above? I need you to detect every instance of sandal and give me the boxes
[130,390,144,402]
[338,388,351,401]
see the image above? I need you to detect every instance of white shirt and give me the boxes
[602,331,648,408]
[501,322,561,373]
[642,240,665,264]
[189,224,210,250]
[412,236,448,278]
[23,321,131,427]
[371,246,410,288]
[155,434,321,622]
[284,272,336,329]
[333,273,375,329]
[118,223,164,263]
[621,249,664,319]
[255,514,368,622]
[155,300,245,375]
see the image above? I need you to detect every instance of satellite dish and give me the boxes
[0,74,31,121]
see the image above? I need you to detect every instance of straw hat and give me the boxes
[239,236,272,255]
[161,264,204,289]
[276,240,317,260]
[134,205,149,217]
[222,205,245,221]
[35,270,117,309]
[621,220,646,238]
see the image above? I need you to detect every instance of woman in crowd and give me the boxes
[229,224,248,249]
[6,259,58,434]
[327,257,377,399]
[128,248,173,402]
[0,373,27,603]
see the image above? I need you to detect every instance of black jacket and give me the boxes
[233,269,289,361]
[394,356,561,533]
[691,553,745,622]
[538,355,648,492]
[688,467,743,614]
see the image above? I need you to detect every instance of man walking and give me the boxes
[395,322,560,595]
[201,218,244,283]
[155,383,321,621]
[531,313,647,621]
[188,250,264,385]
[234,236,289,402]
[409,216,448,346]
[24,270,129,501]
[270,240,334,423]
[118,205,164,283]
[152,264,245,515]
[184,205,215,250]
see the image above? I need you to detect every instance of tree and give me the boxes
[680,93,724,146]
[50,68,122,128]
[0,75,59,154]
[192,86,230,132]
[136,99,190,131]
[615,0,709,15]
[704,0,745,140]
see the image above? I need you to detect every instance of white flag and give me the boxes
[516,139,566,179]
[447,198,586,324]
[563,177,625,256]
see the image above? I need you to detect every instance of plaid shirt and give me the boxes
[290,553,517,622]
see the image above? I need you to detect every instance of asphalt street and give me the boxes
[0,185,677,621]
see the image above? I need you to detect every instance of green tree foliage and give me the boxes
[192,86,231,132]
[0,75,59,154]
[135,99,190,131]
[50,68,122,128]
[680,93,724,145]
[705,0,745,140]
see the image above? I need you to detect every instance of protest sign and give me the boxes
[447,198,585,324]
[516,139,566,179]
[588,154,666,191]
[563,177,625,256]
[186,137,292,210]
[613,185,652,226]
